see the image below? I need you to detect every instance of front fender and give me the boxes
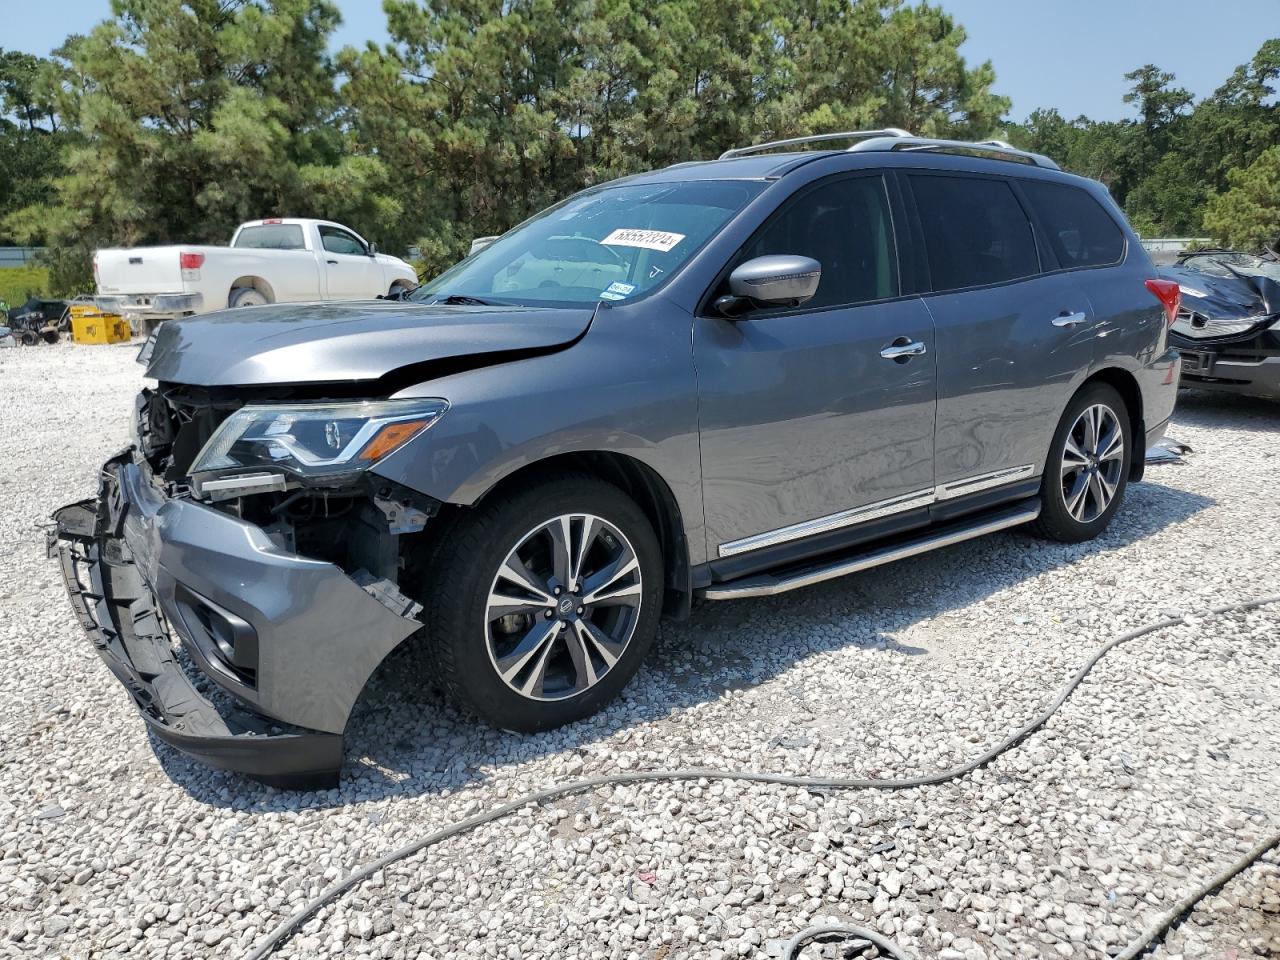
[372,298,707,564]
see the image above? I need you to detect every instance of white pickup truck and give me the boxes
[93,218,418,331]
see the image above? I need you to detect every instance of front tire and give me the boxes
[1031,383,1132,543]
[422,477,664,732]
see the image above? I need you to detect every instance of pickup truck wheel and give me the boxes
[228,287,268,308]
[1030,383,1131,543]
[422,477,663,732]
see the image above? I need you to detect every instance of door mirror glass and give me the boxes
[725,255,821,311]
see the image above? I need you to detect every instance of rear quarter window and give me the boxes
[234,224,305,250]
[1021,180,1125,269]
[909,175,1039,293]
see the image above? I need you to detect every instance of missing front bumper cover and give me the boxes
[48,451,422,788]
[52,499,344,788]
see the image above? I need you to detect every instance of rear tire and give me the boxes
[421,476,663,732]
[228,287,268,308]
[1030,382,1132,543]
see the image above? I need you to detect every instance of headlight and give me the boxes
[136,332,158,366]
[190,398,448,478]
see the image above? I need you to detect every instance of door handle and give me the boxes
[880,338,927,361]
[1052,311,1088,327]
[326,259,339,265]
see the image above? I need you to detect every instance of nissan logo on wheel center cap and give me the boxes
[558,596,576,615]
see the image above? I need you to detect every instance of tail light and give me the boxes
[180,251,204,281]
[1145,279,1180,327]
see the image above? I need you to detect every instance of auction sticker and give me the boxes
[600,229,686,252]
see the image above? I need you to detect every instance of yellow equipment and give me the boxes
[70,303,132,344]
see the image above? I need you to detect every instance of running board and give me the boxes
[700,501,1041,600]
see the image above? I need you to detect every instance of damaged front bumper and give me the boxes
[49,450,422,788]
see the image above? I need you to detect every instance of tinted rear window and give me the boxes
[910,175,1039,292]
[1021,180,1124,268]
[234,224,305,250]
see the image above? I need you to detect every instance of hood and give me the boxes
[1160,265,1275,318]
[1159,265,1278,341]
[145,300,595,386]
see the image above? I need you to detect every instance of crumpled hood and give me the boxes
[1160,265,1273,319]
[145,300,595,386]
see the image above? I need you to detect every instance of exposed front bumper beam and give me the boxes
[50,451,421,788]
[1179,353,1280,400]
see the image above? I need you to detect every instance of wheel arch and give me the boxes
[1080,366,1145,482]
[471,451,693,620]
[228,276,276,305]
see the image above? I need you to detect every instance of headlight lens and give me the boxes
[190,398,448,478]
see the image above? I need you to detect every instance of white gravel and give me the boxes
[1,342,1278,960]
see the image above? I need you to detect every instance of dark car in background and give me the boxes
[51,129,1182,786]
[1163,249,1280,399]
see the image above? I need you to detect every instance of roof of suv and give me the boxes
[620,132,1067,187]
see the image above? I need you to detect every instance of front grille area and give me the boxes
[137,386,241,481]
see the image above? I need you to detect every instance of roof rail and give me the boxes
[850,136,1060,170]
[718,129,914,160]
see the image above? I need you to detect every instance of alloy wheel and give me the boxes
[1059,403,1125,523]
[485,513,643,701]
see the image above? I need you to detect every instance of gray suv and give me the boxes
[51,130,1182,787]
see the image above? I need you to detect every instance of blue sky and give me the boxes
[5,0,1274,121]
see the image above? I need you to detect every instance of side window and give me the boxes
[1021,180,1125,268]
[319,226,367,256]
[734,176,898,310]
[909,175,1039,292]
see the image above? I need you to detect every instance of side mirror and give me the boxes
[469,235,499,255]
[716,255,821,317]
[367,241,378,256]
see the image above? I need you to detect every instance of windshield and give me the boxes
[412,180,766,307]
[1181,253,1280,282]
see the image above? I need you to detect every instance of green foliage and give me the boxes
[1009,40,1280,239]
[7,0,1276,288]
[3,0,398,284]
[1203,145,1280,250]
[341,0,1011,272]
[0,265,51,308]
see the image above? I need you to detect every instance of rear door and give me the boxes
[317,224,382,299]
[904,172,1097,501]
[694,172,938,570]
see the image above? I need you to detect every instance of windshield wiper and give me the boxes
[435,294,506,306]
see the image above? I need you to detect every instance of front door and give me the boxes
[905,172,1098,493]
[319,224,381,299]
[694,173,938,569]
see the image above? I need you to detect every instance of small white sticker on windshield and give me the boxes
[600,229,686,252]
[605,281,636,295]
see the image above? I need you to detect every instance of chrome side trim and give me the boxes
[716,487,935,558]
[703,503,1041,600]
[935,464,1035,501]
[716,465,1037,559]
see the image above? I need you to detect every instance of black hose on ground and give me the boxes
[243,594,1280,960]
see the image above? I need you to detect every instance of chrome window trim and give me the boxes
[716,465,1036,558]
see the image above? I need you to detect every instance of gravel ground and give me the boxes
[1,342,1278,960]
